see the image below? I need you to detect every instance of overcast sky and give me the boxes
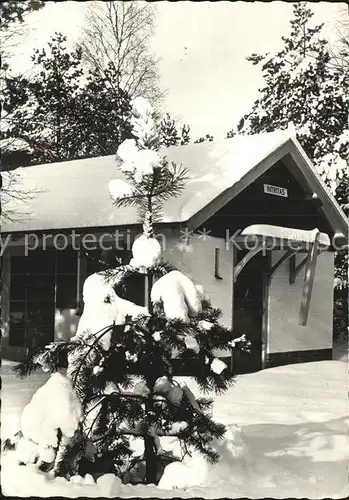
[11,1,348,139]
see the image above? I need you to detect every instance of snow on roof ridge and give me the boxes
[12,129,294,173]
[3,129,330,235]
[11,152,117,175]
[163,128,293,153]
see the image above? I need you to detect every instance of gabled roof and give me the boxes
[2,130,348,241]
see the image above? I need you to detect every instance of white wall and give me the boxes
[2,231,335,363]
[161,230,233,357]
[268,251,334,353]
[162,230,233,326]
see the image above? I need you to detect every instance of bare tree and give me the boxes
[77,1,164,105]
[1,170,41,224]
[0,1,45,225]
[327,5,349,76]
[0,1,43,55]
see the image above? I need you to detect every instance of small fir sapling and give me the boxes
[8,96,251,485]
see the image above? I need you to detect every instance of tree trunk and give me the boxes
[144,429,157,484]
[143,271,158,483]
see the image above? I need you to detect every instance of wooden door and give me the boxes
[232,251,268,373]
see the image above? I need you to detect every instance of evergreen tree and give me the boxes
[227,2,349,339]
[74,64,133,158]
[0,0,45,219]
[159,113,180,147]
[1,33,133,166]
[226,129,236,139]
[159,113,191,147]
[0,0,44,56]
[194,134,214,143]
[180,124,191,145]
[9,98,250,485]
[10,33,85,164]
[332,130,349,340]
[0,1,43,29]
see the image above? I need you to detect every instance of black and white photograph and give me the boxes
[1,0,348,497]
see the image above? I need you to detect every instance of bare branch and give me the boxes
[1,169,43,223]
[77,1,165,104]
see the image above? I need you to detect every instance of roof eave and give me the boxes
[185,137,294,231]
[185,136,349,244]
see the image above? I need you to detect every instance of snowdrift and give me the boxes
[2,360,348,498]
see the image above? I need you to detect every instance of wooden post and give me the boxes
[230,247,237,373]
[76,248,81,304]
[261,251,272,370]
[289,254,308,285]
[299,231,321,326]
[289,254,296,285]
[233,241,266,282]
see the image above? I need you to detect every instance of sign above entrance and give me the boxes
[263,184,288,197]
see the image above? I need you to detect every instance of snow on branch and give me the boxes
[109,97,188,231]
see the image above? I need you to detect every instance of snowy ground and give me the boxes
[2,359,348,498]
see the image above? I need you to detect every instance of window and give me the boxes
[83,248,146,306]
[9,250,55,348]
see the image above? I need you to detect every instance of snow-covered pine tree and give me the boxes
[194,133,214,143]
[159,112,191,147]
[180,123,191,145]
[2,33,133,167]
[10,97,250,485]
[159,113,180,146]
[226,2,349,340]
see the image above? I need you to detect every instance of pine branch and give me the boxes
[93,423,189,440]
[111,162,188,223]
[70,325,114,389]
[13,354,40,378]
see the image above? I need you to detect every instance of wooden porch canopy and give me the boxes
[232,224,331,326]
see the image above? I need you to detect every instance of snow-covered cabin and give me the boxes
[1,130,348,372]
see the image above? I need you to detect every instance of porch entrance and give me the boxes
[232,250,269,373]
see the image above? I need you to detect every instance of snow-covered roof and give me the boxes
[2,130,348,239]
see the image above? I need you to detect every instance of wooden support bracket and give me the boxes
[299,230,321,326]
[233,241,267,283]
[289,254,308,285]
[267,249,299,286]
